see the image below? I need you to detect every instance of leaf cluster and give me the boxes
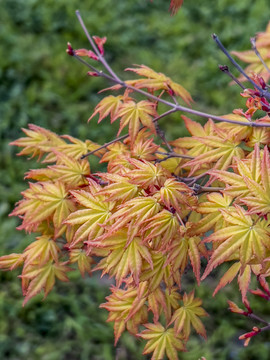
[2,9,270,360]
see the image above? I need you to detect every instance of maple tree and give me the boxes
[2,3,270,359]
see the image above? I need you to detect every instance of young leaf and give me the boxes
[202,206,270,279]
[113,100,158,144]
[21,261,70,306]
[90,229,153,285]
[100,282,148,344]
[138,323,186,360]
[125,65,192,105]
[169,291,208,340]
[89,95,123,123]
[65,182,115,246]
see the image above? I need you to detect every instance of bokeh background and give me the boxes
[1,0,270,359]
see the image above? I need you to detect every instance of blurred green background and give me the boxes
[1,0,270,359]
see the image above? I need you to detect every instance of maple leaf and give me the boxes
[202,206,270,280]
[25,168,59,182]
[100,142,130,163]
[171,116,214,153]
[160,178,197,213]
[100,282,148,344]
[21,261,70,306]
[246,125,270,147]
[10,124,66,160]
[69,248,93,277]
[184,123,245,176]
[125,65,192,105]
[171,116,215,174]
[127,158,169,188]
[211,144,261,198]
[41,152,90,187]
[89,229,153,285]
[11,181,76,235]
[169,291,208,340]
[213,262,261,301]
[0,253,24,271]
[147,288,167,324]
[131,136,159,161]
[141,209,179,247]
[240,146,270,215]
[107,154,134,174]
[107,195,161,238]
[218,113,252,140]
[65,180,115,247]
[138,322,185,360]
[44,135,104,162]
[155,147,183,175]
[96,172,140,202]
[23,235,60,266]
[140,252,174,291]
[113,100,158,144]
[166,232,208,284]
[89,95,123,123]
[192,192,233,235]
[169,0,184,14]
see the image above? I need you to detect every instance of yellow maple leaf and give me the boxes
[113,100,158,144]
[21,261,70,306]
[169,291,208,340]
[10,124,65,160]
[88,95,123,123]
[138,322,185,360]
[240,146,270,215]
[11,181,75,235]
[202,206,270,279]
[100,282,148,344]
[211,144,262,198]
[65,180,115,246]
[89,229,153,285]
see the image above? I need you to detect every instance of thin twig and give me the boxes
[248,312,270,326]
[76,10,123,83]
[176,212,185,227]
[219,64,270,113]
[73,54,270,128]
[72,38,270,128]
[251,37,270,75]
[81,109,177,159]
[154,123,173,152]
[195,186,224,194]
[155,151,194,160]
[81,133,129,159]
[213,34,270,100]
[219,65,246,90]
[73,14,270,135]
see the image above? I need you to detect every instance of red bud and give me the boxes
[66,42,74,56]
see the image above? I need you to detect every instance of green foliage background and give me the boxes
[1,0,270,359]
